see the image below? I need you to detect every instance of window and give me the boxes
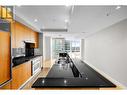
[52,38,81,59]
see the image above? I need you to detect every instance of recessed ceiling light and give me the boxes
[65,19,68,23]
[34,19,38,22]
[116,6,121,10]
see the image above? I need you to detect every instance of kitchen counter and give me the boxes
[46,64,74,78]
[32,77,115,88]
[32,55,116,88]
[12,55,42,67]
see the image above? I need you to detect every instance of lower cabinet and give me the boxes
[0,31,11,86]
[11,61,31,89]
[1,56,42,89]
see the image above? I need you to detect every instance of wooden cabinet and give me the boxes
[11,61,31,89]
[30,30,39,48]
[0,82,11,89]
[34,32,39,48]
[15,22,25,48]
[24,26,31,41]
[11,21,16,48]
[12,21,39,48]
[0,6,13,22]
[0,31,11,85]
[30,29,35,42]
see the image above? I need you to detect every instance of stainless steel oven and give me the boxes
[31,57,41,75]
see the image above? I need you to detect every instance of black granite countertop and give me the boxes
[12,55,42,67]
[32,77,116,88]
[46,64,74,78]
[32,55,116,88]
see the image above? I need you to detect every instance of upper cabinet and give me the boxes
[24,26,31,42]
[34,32,39,48]
[11,21,39,48]
[0,6,39,48]
[0,6,13,22]
[15,22,25,48]
[11,21,16,48]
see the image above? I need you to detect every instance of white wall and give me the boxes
[44,36,51,61]
[81,39,85,60]
[84,19,127,87]
[38,33,43,55]
[43,35,51,68]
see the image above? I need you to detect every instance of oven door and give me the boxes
[32,58,41,75]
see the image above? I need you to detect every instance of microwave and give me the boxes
[25,42,35,48]
[25,43,35,57]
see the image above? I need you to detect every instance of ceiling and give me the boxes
[14,6,71,31]
[14,5,127,38]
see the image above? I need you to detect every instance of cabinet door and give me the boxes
[11,21,16,48]
[30,30,35,42]
[11,61,31,89]
[0,31,11,85]
[15,22,22,48]
[12,21,39,48]
[24,26,31,42]
[30,30,39,48]
[0,6,13,22]
[15,22,25,48]
[34,32,39,48]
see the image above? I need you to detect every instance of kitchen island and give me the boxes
[32,54,116,90]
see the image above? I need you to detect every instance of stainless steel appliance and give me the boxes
[31,57,41,75]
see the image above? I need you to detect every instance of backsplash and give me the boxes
[12,48,25,57]
[34,48,41,55]
[12,48,41,58]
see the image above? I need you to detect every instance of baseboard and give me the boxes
[84,60,127,89]
[0,79,12,88]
